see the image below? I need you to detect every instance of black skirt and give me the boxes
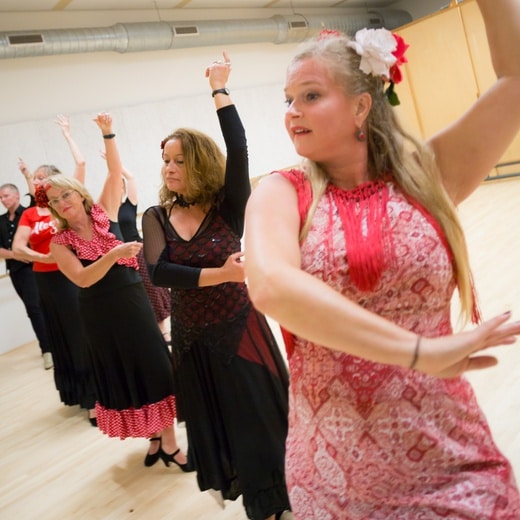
[78,264,176,438]
[174,306,291,520]
[35,270,96,409]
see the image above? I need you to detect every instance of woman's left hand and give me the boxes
[205,51,232,89]
[418,311,520,378]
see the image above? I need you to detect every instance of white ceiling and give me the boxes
[0,0,457,26]
[0,0,408,13]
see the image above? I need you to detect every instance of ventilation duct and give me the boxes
[0,10,412,60]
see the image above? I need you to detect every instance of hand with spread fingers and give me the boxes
[420,311,520,378]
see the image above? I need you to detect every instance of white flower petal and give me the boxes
[347,28,398,78]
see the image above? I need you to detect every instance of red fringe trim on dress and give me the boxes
[275,169,481,362]
[330,181,393,292]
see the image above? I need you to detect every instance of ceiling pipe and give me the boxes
[0,10,412,60]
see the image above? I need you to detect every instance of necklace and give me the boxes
[173,194,198,208]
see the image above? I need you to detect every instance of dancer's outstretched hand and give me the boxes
[418,312,519,378]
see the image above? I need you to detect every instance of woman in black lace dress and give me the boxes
[142,54,291,520]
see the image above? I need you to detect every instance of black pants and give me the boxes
[9,265,50,354]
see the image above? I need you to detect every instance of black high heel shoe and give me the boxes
[88,409,97,427]
[158,447,194,472]
[144,437,162,467]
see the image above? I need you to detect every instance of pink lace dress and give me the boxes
[281,169,520,519]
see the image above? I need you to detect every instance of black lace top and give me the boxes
[142,105,251,358]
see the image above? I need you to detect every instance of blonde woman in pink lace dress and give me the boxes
[245,0,520,518]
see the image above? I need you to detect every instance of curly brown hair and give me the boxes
[159,128,226,210]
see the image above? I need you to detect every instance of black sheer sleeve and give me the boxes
[142,105,249,288]
[217,105,251,236]
[141,206,202,289]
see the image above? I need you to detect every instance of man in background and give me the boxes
[0,182,52,369]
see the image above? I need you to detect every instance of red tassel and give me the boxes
[332,182,392,291]
[470,273,482,325]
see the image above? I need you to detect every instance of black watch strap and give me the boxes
[212,88,230,97]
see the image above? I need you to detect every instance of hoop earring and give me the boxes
[356,128,366,142]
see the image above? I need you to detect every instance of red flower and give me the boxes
[389,33,409,84]
[34,184,50,209]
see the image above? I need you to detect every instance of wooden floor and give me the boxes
[0,178,519,520]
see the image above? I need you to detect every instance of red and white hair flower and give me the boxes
[347,27,409,105]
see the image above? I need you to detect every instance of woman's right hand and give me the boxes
[112,241,143,260]
[92,112,113,136]
[221,251,246,283]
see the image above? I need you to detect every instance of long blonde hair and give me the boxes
[291,34,475,325]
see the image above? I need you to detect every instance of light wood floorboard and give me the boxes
[0,179,519,519]
[0,341,250,520]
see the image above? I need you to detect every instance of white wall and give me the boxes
[0,275,37,351]
[0,8,308,354]
[0,4,445,353]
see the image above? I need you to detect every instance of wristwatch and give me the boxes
[212,88,230,97]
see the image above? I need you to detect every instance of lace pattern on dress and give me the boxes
[166,210,250,364]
